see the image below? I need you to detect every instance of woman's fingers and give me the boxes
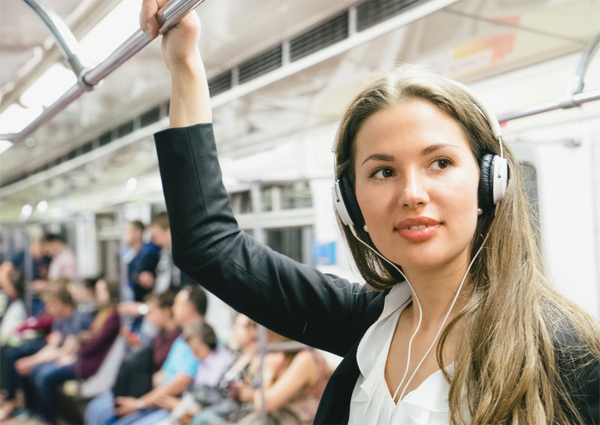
[140,0,170,39]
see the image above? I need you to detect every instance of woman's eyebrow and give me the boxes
[361,153,394,166]
[421,143,459,156]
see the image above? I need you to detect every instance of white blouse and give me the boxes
[348,283,453,425]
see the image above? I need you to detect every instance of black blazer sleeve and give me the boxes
[155,123,378,357]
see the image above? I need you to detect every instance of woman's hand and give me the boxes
[140,0,201,71]
[140,0,211,126]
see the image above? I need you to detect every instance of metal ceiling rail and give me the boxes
[8,0,207,144]
[498,32,600,123]
[20,0,86,77]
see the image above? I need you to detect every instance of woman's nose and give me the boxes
[400,167,429,209]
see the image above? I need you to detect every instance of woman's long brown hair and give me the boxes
[334,65,600,424]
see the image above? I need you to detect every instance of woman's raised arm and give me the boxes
[140,0,212,127]
[144,2,383,357]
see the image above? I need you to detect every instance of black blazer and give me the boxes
[155,124,599,424]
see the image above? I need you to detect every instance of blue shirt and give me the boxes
[161,337,200,382]
[51,310,95,344]
[127,242,161,302]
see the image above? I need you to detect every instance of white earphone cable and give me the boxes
[349,224,489,403]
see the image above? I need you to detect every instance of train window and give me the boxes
[520,162,541,238]
[265,226,313,265]
[230,191,253,215]
[262,186,273,212]
[281,182,312,210]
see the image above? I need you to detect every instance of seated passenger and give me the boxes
[112,291,181,399]
[25,279,120,424]
[84,284,207,425]
[0,270,26,344]
[192,330,331,425]
[70,276,101,314]
[128,322,232,425]
[12,283,94,421]
[169,314,259,425]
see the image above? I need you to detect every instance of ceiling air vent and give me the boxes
[80,141,93,155]
[238,45,283,84]
[140,106,161,127]
[118,121,134,138]
[209,71,232,96]
[98,131,112,147]
[290,12,349,62]
[357,0,421,31]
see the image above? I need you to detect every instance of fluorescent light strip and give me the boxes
[0,140,13,155]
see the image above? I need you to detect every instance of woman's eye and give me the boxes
[431,158,452,170]
[372,168,394,179]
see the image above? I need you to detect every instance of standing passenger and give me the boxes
[149,212,181,293]
[125,221,161,303]
[42,234,78,281]
[139,3,600,424]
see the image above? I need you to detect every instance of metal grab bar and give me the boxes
[10,0,207,143]
[498,32,600,123]
[20,0,86,77]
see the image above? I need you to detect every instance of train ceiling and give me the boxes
[0,0,599,222]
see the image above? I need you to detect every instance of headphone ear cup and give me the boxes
[478,154,495,212]
[339,177,365,228]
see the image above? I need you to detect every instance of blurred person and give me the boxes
[146,290,183,370]
[26,279,121,424]
[0,270,27,417]
[42,233,78,281]
[0,270,26,344]
[149,212,180,294]
[164,314,259,425]
[127,322,232,425]
[0,239,51,316]
[31,233,78,294]
[85,284,208,425]
[0,239,51,282]
[118,215,177,338]
[68,276,100,314]
[112,291,181,400]
[7,284,93,420]
[125,221,161,303]
[193,330,331,425]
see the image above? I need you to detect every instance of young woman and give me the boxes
[140,1,600,424]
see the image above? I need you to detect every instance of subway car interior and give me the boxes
[1,0,600,424]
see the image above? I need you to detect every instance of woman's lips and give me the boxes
[395,217,442,242]
[397,224,441,241]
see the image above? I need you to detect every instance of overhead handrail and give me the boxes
[7,0,207,144]
[20,0,87,78]
[498,32,600,123]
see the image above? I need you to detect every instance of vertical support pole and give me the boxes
[231,67,240,88]
[22,230,33,315]
[250,181,267,425]
[282,39,291,66]
[348,6,358,36]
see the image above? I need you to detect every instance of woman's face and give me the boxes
[353,99,480,275]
